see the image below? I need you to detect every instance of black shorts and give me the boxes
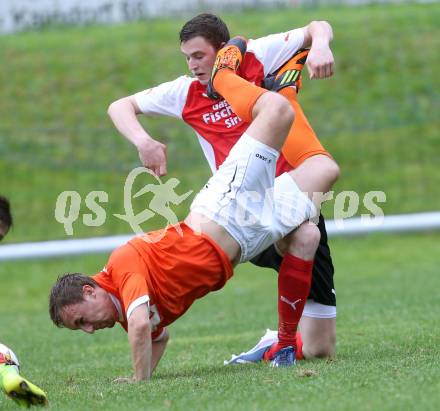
[250,214,336,306]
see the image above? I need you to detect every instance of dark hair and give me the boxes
[49,273,98,327]
[179,13,230,49]
[0,196,12,228]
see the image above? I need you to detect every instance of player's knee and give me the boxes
[306,335,336,359]
[310,155,340,188]
[286,223,320,259]
[296,223,321,251]
[323,157,340,186]
[272,93,295,126]
[265,92,295,131]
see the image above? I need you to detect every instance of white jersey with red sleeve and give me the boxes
[134,28,305,174]
[244,28,305,78]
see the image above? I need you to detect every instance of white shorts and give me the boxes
[303,300,337,319]
[190,133,316,262]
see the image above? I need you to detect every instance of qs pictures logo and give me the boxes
[54,167,193,237]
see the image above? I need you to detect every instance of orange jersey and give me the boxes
[92,223,233,338]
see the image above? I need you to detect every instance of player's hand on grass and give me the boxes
[136,138,168,176]
[0,365,48,407]
[306,45,334,79]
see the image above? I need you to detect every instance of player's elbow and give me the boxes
[128,316,152,336]
[160,328,170,344]
[107,96,138,119]
[153,329,169,349]
[107,98,124,118]
[107,99,120,119]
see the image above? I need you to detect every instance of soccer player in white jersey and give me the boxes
[108,14,339,360]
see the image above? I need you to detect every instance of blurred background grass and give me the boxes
[0,3,439,242]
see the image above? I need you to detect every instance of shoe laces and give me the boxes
[272,347,294,367]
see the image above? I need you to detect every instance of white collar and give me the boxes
[109,293,124,322]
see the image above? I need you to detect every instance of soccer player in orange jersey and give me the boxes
[49,46,322,379]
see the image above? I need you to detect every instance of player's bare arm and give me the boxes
[151,329,169,373]
[113,330,168,384]
[302,21,335,79]
[108,96,167,176]
[127,304,154,381]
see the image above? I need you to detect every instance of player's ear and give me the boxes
[82,284,95,297]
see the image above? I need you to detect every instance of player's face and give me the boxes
[180,36,221,85]
[61,285,117,334]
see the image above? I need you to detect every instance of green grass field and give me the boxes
[0,232,439,410]
[0,2,439,410]
[0,3,439,242]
